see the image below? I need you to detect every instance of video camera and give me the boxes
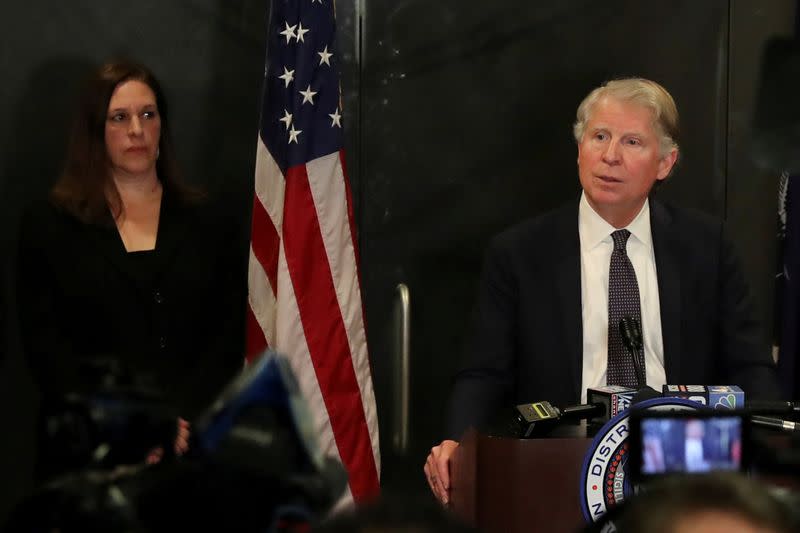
[5,351,347,532]
[33,358,181,478]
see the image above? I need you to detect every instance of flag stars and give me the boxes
[279,109,293,130]
[280,22,297,43]
[299,85,318,105]
[296,22,310,43]
[318,46,333,66]
[288,125,302,144]
[329,108,342,128]
[278,67,295,87]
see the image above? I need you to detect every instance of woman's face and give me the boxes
[104,80,161,179]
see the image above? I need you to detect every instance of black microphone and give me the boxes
[511,401,605,438]
[661,388,800,432]
[619,316,662,407]
[751,415,800,433]
[586,386,637,425]
[630,386,661,406]
[619,316,646,390]
[745,401,800,416]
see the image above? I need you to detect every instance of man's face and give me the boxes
[577,96,677,227]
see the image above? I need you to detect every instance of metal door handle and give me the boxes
[393,283,410,453]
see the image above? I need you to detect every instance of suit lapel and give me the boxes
[553,200,583,399]
[650,199,682,382]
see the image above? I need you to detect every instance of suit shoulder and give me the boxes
[653,200,724,239]
[491,202,577,251]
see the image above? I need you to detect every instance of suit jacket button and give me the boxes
[154,291,164,304]
[159,336,167,349]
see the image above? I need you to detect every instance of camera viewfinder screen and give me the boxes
[640,416,743,474]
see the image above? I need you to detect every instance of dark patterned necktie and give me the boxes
[607,229,644,388]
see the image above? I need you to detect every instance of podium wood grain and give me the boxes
[450,429,592,532]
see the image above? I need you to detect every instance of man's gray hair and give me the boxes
[573,77,680,157]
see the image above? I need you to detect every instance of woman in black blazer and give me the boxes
[17,60,246,479]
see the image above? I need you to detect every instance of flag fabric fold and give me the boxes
[247,0,380,503]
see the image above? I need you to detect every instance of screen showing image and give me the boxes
[639,416,743,474]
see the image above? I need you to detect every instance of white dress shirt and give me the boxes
[579,193,666,402]
[684,438,710,472]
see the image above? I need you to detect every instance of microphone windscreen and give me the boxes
[619,317,634,350]
[630,317,643,346]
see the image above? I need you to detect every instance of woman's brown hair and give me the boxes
[51,59,202,223]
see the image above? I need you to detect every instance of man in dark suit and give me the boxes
[423,78,779,504]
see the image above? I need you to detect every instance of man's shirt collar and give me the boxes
[578,192,653,251]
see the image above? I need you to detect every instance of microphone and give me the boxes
[586,385,637,425]
[663,385,745,409]
[662,386,800,432]
[744,400,800,416]
[582,318,652,427]
[619,316,646,389]
[511,401,605,438]
[630,386,661,406]
[619,316,661,408]
[751,415,800,433]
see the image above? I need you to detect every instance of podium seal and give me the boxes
[579,397,698,524]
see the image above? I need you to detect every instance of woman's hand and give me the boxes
[145,417,191,464]
[174,417,190,455]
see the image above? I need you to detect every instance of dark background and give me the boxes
[0,0,794,520]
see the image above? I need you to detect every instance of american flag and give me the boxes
[246,0,380,503]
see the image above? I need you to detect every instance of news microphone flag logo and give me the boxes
[247,0,380,503]
[662,385,743,410]
[715,394,737,410]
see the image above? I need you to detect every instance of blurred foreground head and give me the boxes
[611,473,797,533]
[313,490,476,533]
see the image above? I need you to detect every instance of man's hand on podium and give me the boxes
[424,439,459,505]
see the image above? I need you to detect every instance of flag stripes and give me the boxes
[248,0,380,503]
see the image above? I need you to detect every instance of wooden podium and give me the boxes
[449,428,592,532]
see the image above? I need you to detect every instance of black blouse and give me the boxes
[16,192,247,419]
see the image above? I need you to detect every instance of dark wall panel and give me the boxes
[727,0,796,351]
